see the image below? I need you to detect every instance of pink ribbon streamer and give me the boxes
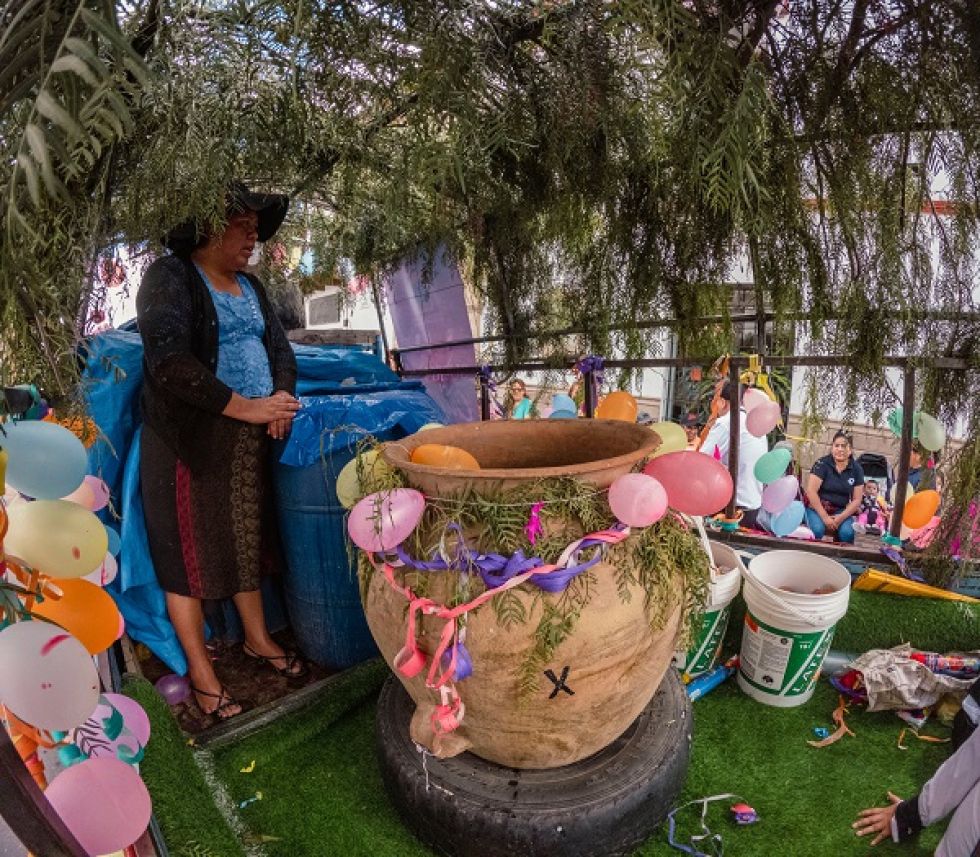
[380,525,631,734]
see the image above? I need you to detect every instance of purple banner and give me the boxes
[384,246,478,423]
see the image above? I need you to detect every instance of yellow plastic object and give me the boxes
[853,569,980,603]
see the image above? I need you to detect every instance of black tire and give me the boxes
[375,670,691,857]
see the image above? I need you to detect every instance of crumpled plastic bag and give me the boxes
[853,644,976,711]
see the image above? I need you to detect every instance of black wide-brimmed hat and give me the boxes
[163,181,290,254]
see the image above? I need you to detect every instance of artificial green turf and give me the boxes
[143,589,978,857]
[123,675,245,857]
[209,659,430,857]
[208,668,955,857]
[637,680,947,857]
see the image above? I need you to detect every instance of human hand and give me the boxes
[267,391,299,439]
[242,393,300,425]
[267,416,293,440]
[823,515,838,532]
[853,792,902,846]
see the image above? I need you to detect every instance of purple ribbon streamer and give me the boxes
[390,526,611,594]
[440,641,473,681]
[575,355,605,387]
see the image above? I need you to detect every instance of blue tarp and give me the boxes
[281,385,445,467]
[82,331,445,673]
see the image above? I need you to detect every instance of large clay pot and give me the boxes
[364,419,688,769]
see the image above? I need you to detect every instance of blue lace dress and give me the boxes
[203,271,274,398]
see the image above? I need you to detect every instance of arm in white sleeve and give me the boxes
[892,722,980,842]
[700,414,730,461]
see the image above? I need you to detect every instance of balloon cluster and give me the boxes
[754,448,804,536]
[0,419,153,854]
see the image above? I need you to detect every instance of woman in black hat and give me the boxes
[137,183,306,720]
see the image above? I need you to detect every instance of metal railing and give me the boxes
[399,353,968,545]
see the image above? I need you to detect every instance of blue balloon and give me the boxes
[0,420,87,499]
[550,394,577,413]
[549,409,578,420]
[771,500,805,538]
[105,525,121,557]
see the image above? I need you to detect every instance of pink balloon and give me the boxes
[74,693,150,762]
[643,452,734,516]
[115,610,126,641]
[742,388,770,412]
[746,401,781,437]
[608,473,668,528]
[761,475,799,514]
[84,475,111,512]
[45,757,152,854]
[347,488,426,552]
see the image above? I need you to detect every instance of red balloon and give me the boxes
[643,451,734,516]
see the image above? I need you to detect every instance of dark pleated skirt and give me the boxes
[140,420,283,600]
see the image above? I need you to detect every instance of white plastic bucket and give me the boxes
[673,541,745,679]
[738,550,851,708]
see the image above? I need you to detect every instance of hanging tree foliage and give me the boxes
[1,1,979,572]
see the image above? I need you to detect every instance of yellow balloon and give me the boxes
[417,423,445,432]
[4,500,108,578]
[649,421,688,456]
[595,391,638,422]
[335,450,393,510]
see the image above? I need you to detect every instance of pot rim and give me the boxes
[382,419,661,482]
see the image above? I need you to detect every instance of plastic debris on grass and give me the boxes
[667,792,756,856]
[239,760,256,773]
[238,792,263,809]
[730,803,758,825]
[897,728,950,751]
[807,695,855,748]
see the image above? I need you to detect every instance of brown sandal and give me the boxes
[190,685,242,720]
[243,643,309,679]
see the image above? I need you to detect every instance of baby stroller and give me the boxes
[856,452,891,497]
[855,452,892,535]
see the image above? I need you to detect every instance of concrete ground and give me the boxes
[0,816,26,857]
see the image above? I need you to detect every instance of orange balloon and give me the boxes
[595,391,638,422]
[410,444,481,471]
[902,489,940,530]
[31,578,121,655]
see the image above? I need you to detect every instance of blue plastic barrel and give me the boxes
[274,376,445,669]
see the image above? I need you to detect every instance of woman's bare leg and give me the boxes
[166,591,241,716]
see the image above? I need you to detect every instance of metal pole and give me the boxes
[725,361,741,519]
[369,277,392,367]
[889,362,916,540]
[479,373,491,421]
[583,370,598,418]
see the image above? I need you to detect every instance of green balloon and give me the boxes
[753,448,791,485]
[887,407,919,440]
[916,412,945,452]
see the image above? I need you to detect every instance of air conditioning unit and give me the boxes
[305,289,342,328]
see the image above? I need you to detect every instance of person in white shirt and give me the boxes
[698,381,767,526]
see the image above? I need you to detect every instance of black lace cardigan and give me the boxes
[135,255,297,471]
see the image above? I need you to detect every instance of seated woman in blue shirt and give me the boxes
[804,430,865,543]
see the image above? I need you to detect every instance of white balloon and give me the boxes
[82,553,118,588]
[0,622,99,731]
